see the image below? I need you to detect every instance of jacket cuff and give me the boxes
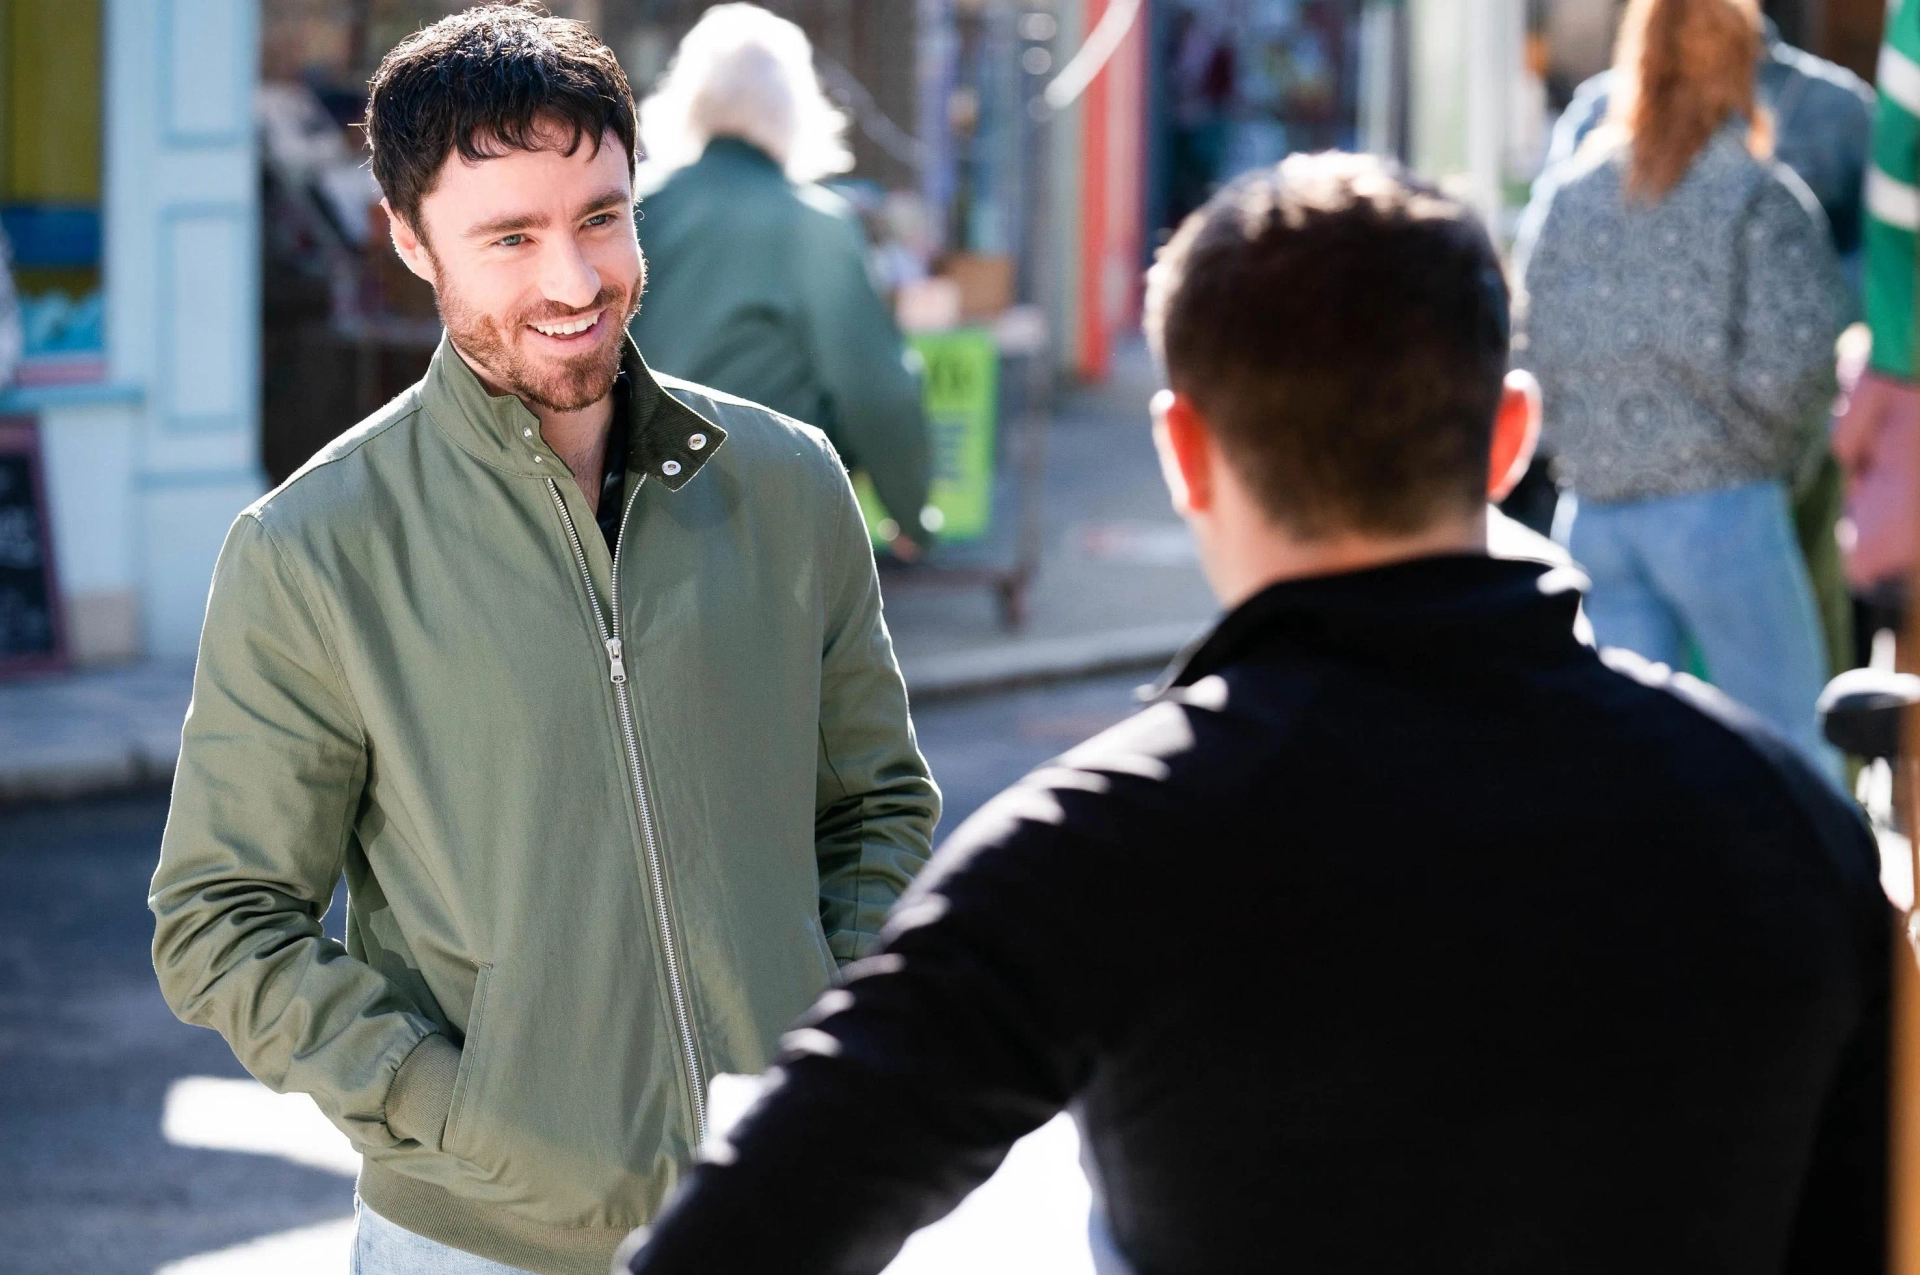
[385,1033,461,1149]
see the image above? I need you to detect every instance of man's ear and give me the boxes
[1151,388,1217,518]
[385,200,437,286]
[1486,368,1542,503]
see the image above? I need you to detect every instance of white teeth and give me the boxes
[531,313,599,337]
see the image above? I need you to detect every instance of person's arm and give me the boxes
[150,514,457,1153]
[626,762,1135,1275]
[1726,172,1846,477]
[798,200,934,548]
[1866,0,1920,381]
[1839,0,1920,465]
[813,451,939,965]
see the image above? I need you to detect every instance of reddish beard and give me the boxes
[435,270,643,413]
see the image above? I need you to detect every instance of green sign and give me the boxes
[855,327,998,545]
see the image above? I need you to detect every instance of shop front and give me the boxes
[1,0,261,670]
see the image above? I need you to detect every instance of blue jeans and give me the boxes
[351,1199,537,1275]
[1564,480,1841,784]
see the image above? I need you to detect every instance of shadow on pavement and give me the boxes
[0,795,354,1273]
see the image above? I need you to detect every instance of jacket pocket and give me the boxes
[441,963,492,1161]
[809,913,837,978]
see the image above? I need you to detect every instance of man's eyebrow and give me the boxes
[464,188,631,242]
[466,209,549,240]
[573,187,632,218]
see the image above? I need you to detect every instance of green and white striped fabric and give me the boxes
[1867,0,1920,377]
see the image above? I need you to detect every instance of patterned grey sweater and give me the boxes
[1513,128,1845,504]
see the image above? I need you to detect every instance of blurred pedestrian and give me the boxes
[1833,0,1920,647]
[630,4,934,558]
[1547,15,1871,282]
[149,9,936,1274]
[1545,11,1872,674]
[1165,6,1236,227]
[1514,0,1846,780]
[617,153,1887,1275]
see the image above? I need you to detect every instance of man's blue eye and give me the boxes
[585,213,615,227]
[498,234,527,248]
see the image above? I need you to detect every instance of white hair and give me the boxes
[637,4,853,185]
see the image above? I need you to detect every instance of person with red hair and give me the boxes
[1515,0,1847,781]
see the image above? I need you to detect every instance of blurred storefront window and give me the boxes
[1148,1,1366,239]
[2,0,104,386]
[0,0,265,670]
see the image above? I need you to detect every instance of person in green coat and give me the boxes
[631,5,934,556]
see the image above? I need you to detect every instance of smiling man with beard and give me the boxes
[147,8,938,1274]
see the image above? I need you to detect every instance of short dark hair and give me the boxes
[1144,152,1510,538]
[366,3,638,234]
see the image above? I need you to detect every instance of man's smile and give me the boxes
[528,309,605,341]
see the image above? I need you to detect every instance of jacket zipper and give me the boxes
[546,476,709,1144]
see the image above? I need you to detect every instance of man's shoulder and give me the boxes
[657,374,849,492]
[245,386,428,535]
[794,180,856,222]
[940,668,1314,864]
[924,700,1205,896]
[1599,647,1878,889]
[661,374,831,455]
[789,184,868,253]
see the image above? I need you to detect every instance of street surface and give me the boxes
[885,339,1215,666]
[0,672,1147,1274]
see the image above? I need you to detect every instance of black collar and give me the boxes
[1153,554,1590,697]
[595,373,634,551]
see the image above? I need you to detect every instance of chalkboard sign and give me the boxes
[0,418,64,675]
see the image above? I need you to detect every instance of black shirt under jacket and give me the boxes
[627,554,1891,1275]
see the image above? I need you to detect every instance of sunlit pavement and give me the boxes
[701,1077,1098,1275]
[144,1077,1095,1275]
[0,674,1143,1273]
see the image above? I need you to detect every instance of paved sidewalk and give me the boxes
[0,342,1213,803]
[0,661,195,803]
[888,337,1216,690]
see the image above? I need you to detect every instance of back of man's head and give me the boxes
[365,2,636,237]
[1144,153,1510,539]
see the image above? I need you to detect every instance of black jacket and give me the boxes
[627,555,1890,1275]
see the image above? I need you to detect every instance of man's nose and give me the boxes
[540,234,602,310]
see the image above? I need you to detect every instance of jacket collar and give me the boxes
[1153,554,1590,696]
[698,135,784,175]
[420,333,724,491]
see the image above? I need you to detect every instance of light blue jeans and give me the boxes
[1563,479,1842,785]
[352,1199,537,1275]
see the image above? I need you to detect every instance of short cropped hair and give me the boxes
[1144,152,1510,538]
[366,3,638,234]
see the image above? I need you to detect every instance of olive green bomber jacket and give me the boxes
[631,137,932,545]
[149,338,939,1274]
